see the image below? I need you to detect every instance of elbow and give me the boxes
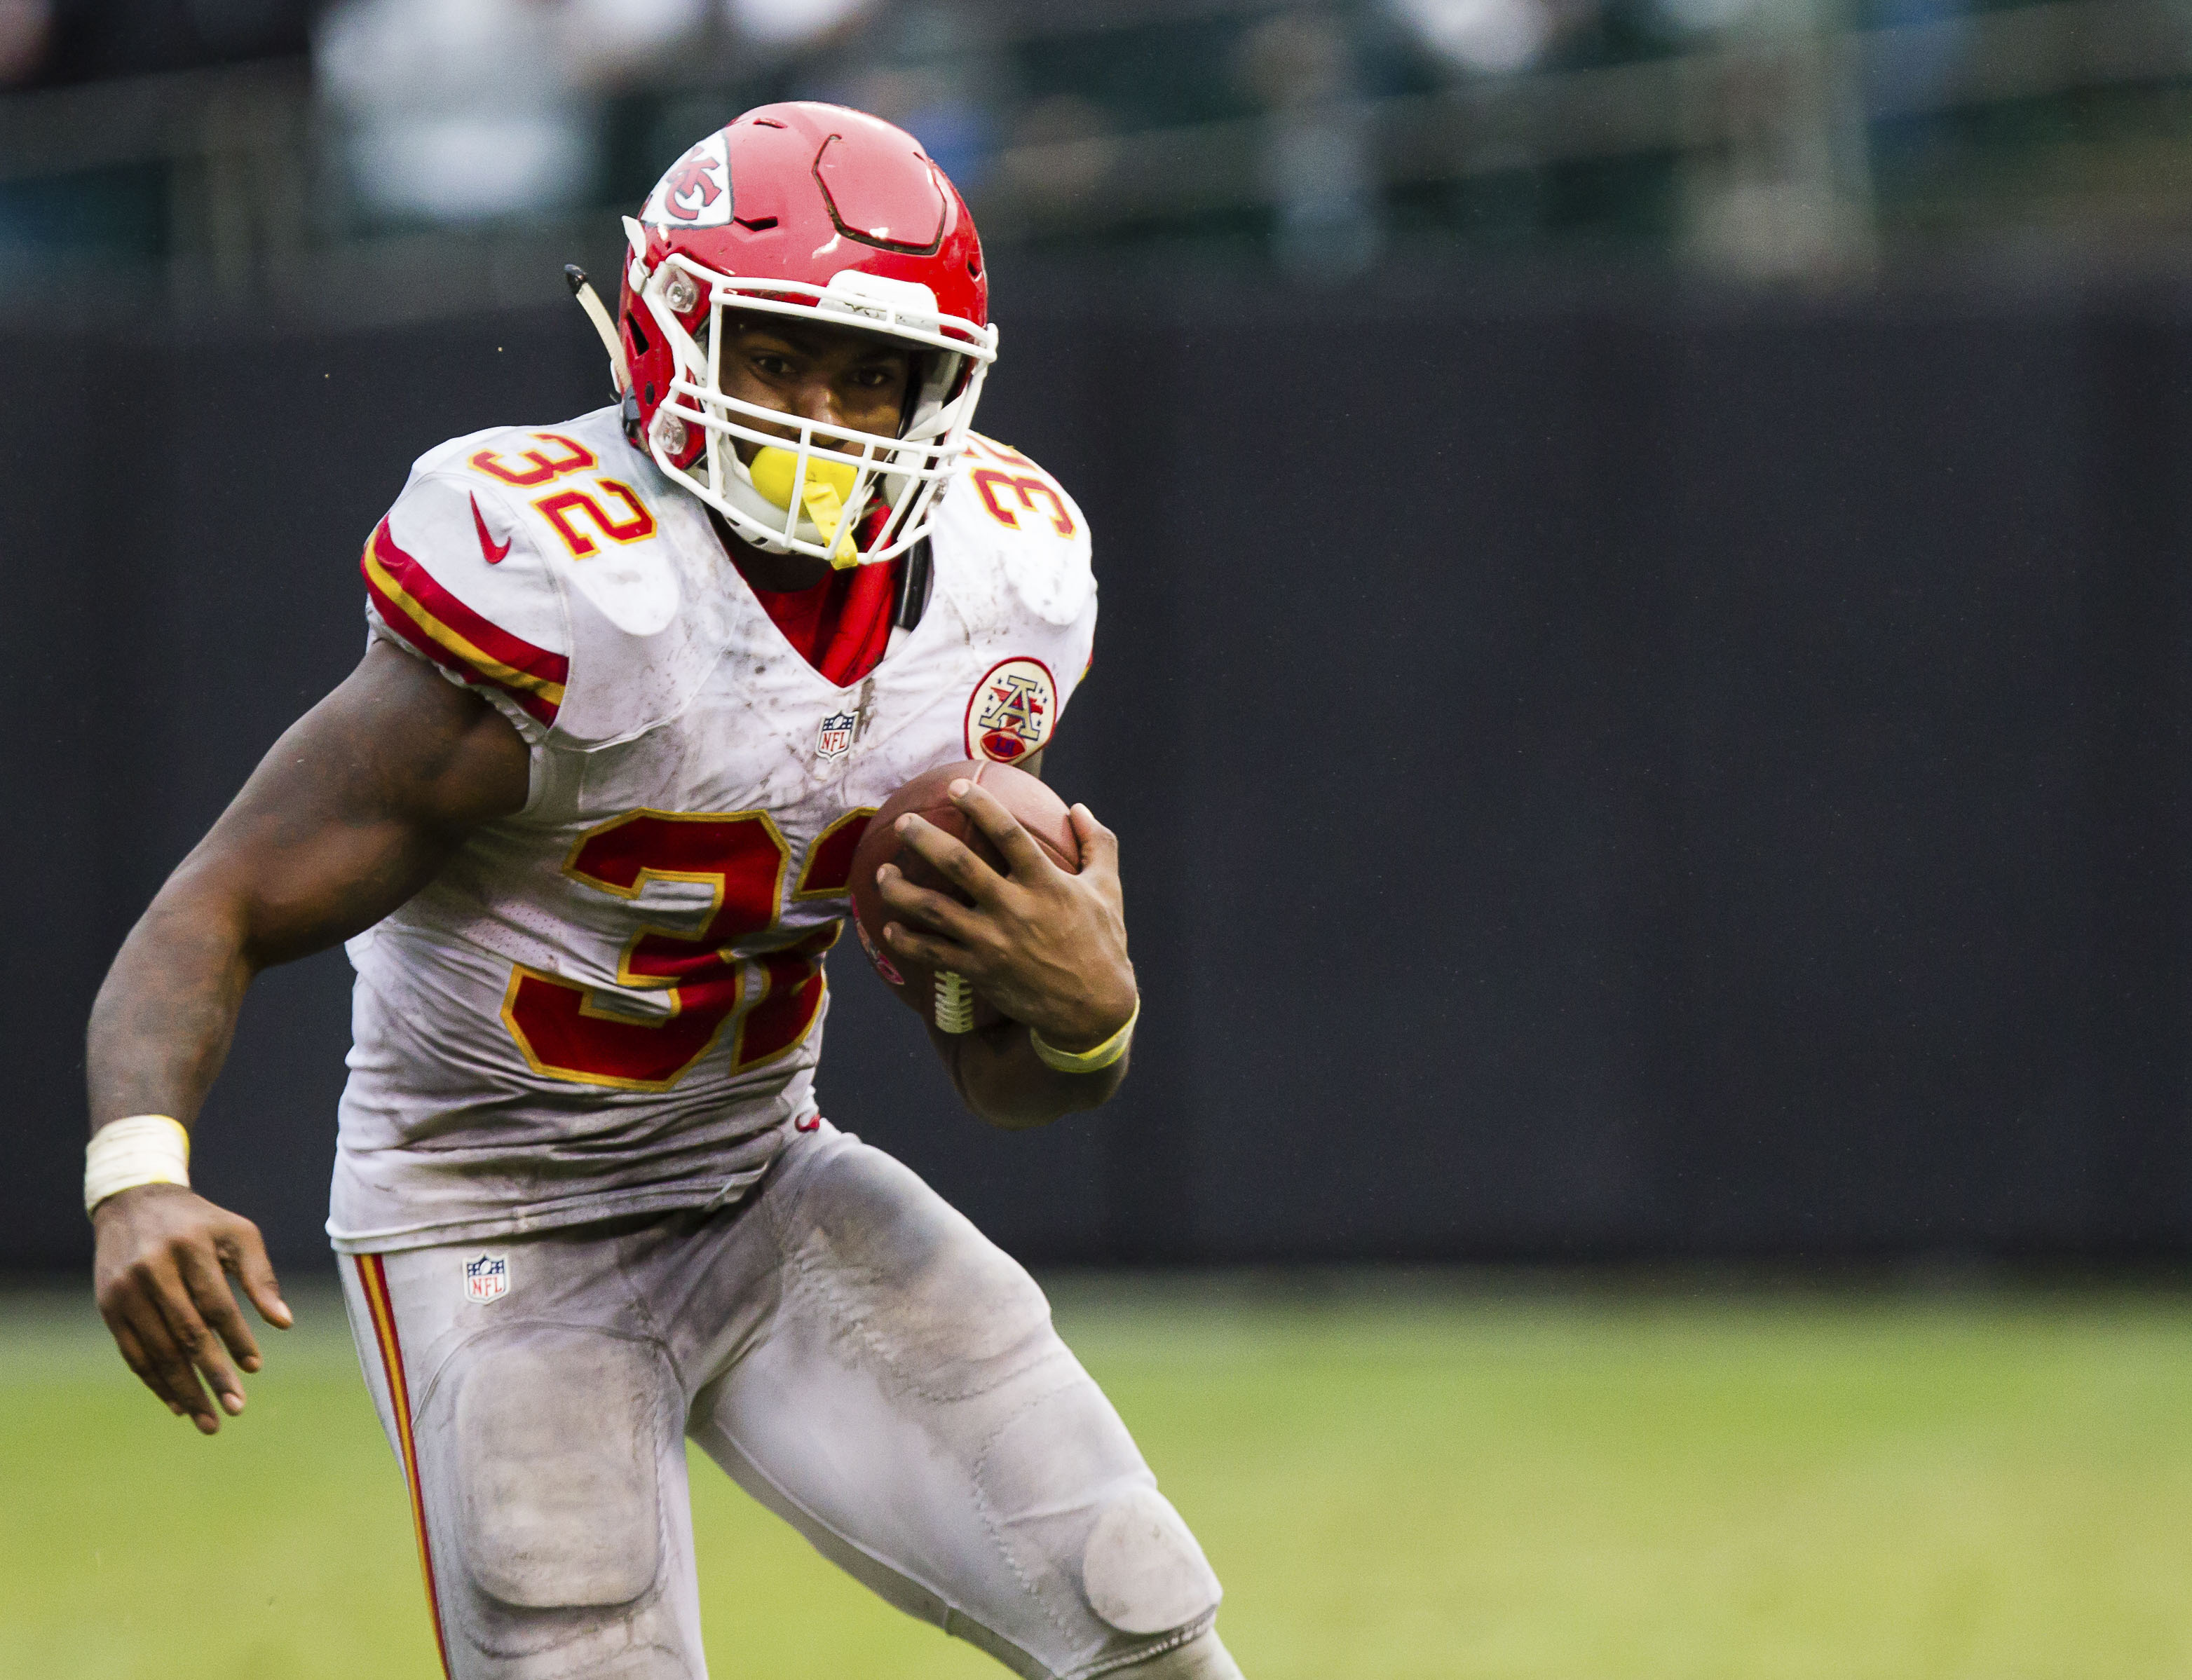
[966,1061,1129,1131]
[967,1095,1076,1132]
[935,1021,1130,1131]
[973,1105,1062,1133]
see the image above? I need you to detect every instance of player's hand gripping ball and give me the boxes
[848,760,1081,1032]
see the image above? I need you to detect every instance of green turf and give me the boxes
[4,1273,2191,1679]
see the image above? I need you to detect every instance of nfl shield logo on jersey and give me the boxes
[815,710,857,763]
[463,1252,509,1304]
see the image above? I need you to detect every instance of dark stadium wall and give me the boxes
[9,271,2192,1272]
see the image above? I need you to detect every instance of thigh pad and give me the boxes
[447,1325,669,1611]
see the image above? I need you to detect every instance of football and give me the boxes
[847,759,1082,1032]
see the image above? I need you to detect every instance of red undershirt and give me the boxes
[737,554,902,688]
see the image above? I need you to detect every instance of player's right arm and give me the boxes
[86,639,529,1435]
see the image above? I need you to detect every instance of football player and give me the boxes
[82,104,1246,1680]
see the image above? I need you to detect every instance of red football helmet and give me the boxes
[617,102,997,568]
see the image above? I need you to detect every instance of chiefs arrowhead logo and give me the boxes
[643,133,734,230]
[664,154,722,221]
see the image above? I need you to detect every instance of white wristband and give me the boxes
[84,1114,191,1217]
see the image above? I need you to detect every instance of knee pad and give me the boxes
[449,1326,671,1611]
[968,1370,1222,1674]
[1102,1627,1245,1680]
[1081,1485,1223,1639]
[569,1654,693,1680]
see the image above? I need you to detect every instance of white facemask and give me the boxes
[633,236,999,567]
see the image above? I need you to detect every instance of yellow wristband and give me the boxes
[1028,998,1139,1074]
[84,1114,191,1217]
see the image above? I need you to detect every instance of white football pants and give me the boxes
[339,1121,1230,1679]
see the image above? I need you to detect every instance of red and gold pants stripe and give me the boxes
[355,1253,455,1680]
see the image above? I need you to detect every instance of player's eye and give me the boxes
[751,352,794,377]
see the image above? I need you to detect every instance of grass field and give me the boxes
[6,1272,2192,1679]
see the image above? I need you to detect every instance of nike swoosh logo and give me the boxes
[471,493,511,564]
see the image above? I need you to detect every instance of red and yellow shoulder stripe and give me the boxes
[362,519,568,728]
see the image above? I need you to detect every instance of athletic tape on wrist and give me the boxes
[1029,997,1140,1074]
[84,1114,191,1217]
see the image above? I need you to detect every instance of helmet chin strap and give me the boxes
[562,264,629,394]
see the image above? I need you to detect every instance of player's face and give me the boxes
[717,315,913,458]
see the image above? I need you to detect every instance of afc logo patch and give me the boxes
[965,657,1056,764]
[815,709,858,763]
[463,1252,510,1304]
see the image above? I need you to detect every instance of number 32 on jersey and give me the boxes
[502,807,871,1091]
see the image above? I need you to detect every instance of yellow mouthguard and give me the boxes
[749,446,862,568]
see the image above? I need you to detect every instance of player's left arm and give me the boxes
[878,767,1137,1131]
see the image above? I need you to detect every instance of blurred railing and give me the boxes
[0,58,313,296]
[980,0,2192,258]
[1,0,2188,321]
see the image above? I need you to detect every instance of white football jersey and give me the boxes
[329,407,1096,1252]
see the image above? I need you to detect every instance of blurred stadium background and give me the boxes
[11,0,2192,1674]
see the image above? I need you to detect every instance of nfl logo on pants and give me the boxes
[464,1252,509,1304]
